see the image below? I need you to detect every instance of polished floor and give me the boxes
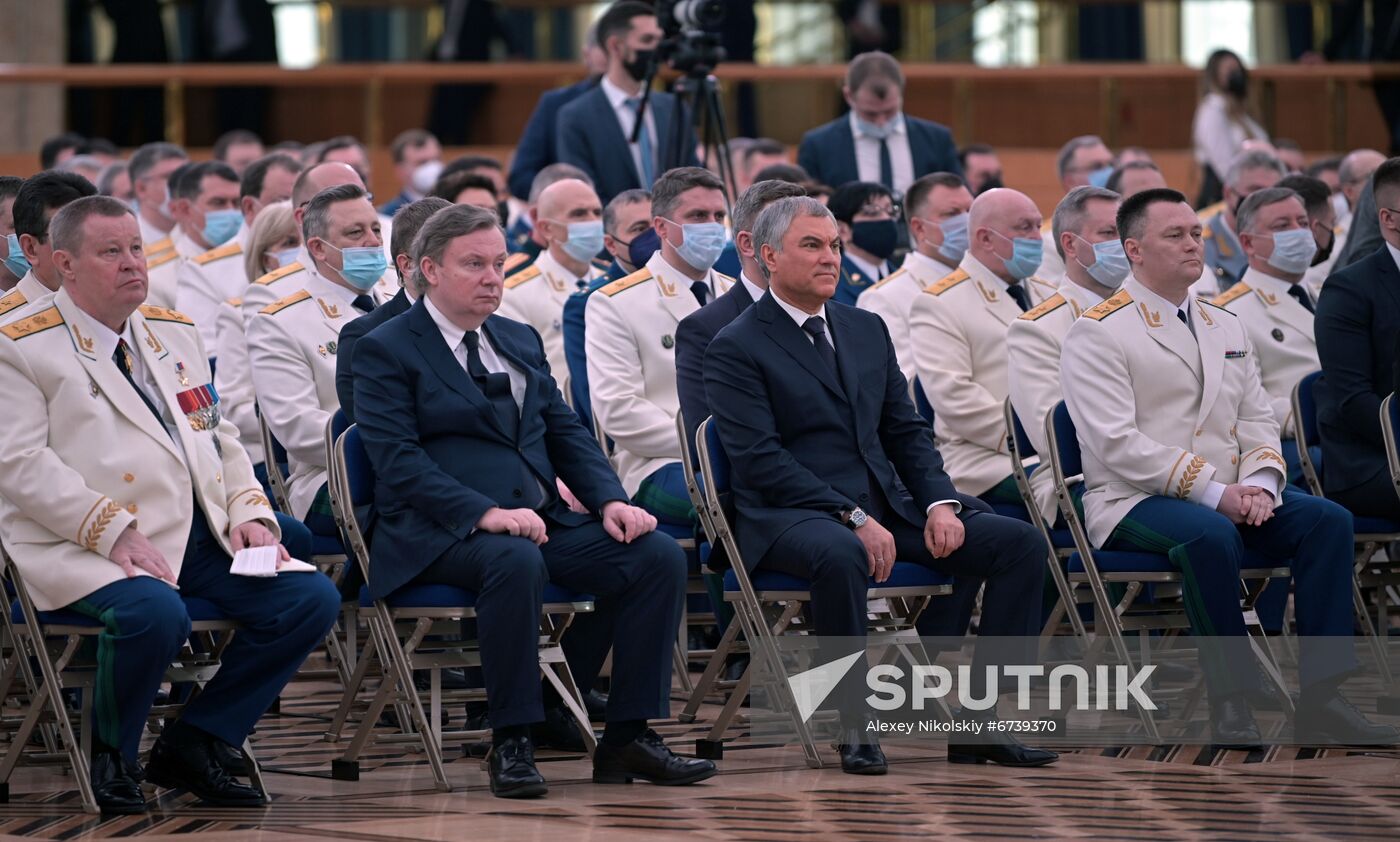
[5,671,1400,840]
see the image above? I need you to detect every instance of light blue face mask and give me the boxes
[273,247,300,268]
[667,220,727,272]
[201,208,242,248]
[1075,235,1130,287]
[557,220,605,265]
[1087,166,1115,189]
[991,230,1043,280]
[931,213,969,265]
[2,233,30,278]
[1257,227,1318,275]
[854,115,896,141]
[322,241,387,291]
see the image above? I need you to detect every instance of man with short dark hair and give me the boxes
[556,1,699,202]
[1106,160,1168,198]
[1279,174,1342,296]
[827,181,898,303]
[213,129,265,176]
[314,135,371,184]
[736,138,789,193]
[858,172,971,380]
[352,203,715,797]
[1062,187,1390,748]
[381,129,443,217]
[1,171,97,322]
[1315,156,1400,520]
[166,162,248,338]
[959,144,1003,196]
[798,51,960,193]
[0,195,340,814]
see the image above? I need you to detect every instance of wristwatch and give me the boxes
[840,507,869,529]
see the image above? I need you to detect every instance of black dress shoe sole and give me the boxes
[840,762,888,775]
[592,765,718,786]
[489,779,549,799]
[947,751,1059,767]
[97,797,148,815]
[144,766,267,807]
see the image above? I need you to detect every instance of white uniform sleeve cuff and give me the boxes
[926,499,962,516]
[1202,480,1226,513]
[1240,470,1281,500]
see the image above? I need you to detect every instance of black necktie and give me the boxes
[802,316,838,375]
[113,339,167,428]
[1006,283,1031,312]
[1177,308,1196,339]
[464,330,543,507]
[1287,284,1315,314]
[353,294,376,314]
[690,280,711,307]
[878,137,894,191]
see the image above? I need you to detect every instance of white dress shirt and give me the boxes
[845,251,889,282]
[423,294,526,411]
[849,112,915,195]
[1131,281,1279,510]
[738,272,765,307]
[601,75,658,187]
[1386,240,1400,276]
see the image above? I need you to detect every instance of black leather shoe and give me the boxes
[592,729,717,785]
[836,729,887,775]
[1296,692,1400,745]
[91,751,147,815]
[145,735,266,806]
[414,668,470,692]
[532,706,589,753]
[583,689,609,723]
[1210,695,1263,750]
[209,739,250,778]
[488,736,548,798]
[948,729,1059,767]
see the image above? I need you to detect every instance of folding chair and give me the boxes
[0,548,268,813]
[1292,372,1400,703]
[326,425,597,791]
[1003,398,1087,641]
[1045,402,1294,742]
[257,408,292,515]
[692,415,955,766]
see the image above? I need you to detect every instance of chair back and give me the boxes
[912,375,936,426]
[257,407,291,513]
[1382,392,1400,501]
[330,424,375,583]
[700,416,730,496]
[1291,370,1324,496]
[330,408,351,442]
[676,410,716,539]
[1049,401,1083,480]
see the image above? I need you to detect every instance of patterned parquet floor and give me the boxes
[4,670,1400,840]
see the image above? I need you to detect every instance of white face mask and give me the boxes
[410,160,444,195]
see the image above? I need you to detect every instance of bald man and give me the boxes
[909,188,1048,507]
[498,178,606,380]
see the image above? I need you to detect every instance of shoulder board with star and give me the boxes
[0,287,27,316]
[504,264,542,290]
[254,262,305,286]
[0,306,63,340]
[1018,293,1067,322]
[868,268,906,292]
[1211,282,1251,308]
[1083,289,1133,321]
[260,290,312,316]
[192,241,243,266]
[922,269,970,297]
[504,252,532,276]
[146,250,179,271]
[138,305,194,325]
[144,236,174,255]
[599,268,652,298]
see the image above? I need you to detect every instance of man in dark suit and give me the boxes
[703,196,1055,773]
[797,51,960,196]
[352,204,715,798]
[508,77,599,201]
[336,197,451,423]
[555,2,699,204]
[1315,156,1400,519]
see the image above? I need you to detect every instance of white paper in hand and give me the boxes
[230,546,280,577]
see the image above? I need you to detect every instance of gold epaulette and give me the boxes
[254,262,304,286]
[868,268,906,292]
[504,252,531,275]
[192,241,243,266]
[1211,282,1251,308]
[146,250,179,271]
[1019,293,1067,321]
[138,305,194,325]
[1083,288,1133,321]
[599,268,652,297]
[504,264,541,290]
[1028,275,1055,292]
[922,269,970,296]
[0,306,63,340]
[1201,225,1214,240]
[1197,201,1224,223]
[226,297,242,307]
[0,287,26,316]
[260,290,311,315]
[145,236,173,255]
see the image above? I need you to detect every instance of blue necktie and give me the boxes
[625,97,656,186]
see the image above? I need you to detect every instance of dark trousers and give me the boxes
[1105,487,1358,695]
[1331,469,1400,521]
[417,519,686,729]
[68,504,341,761]
[757,507,1045,712]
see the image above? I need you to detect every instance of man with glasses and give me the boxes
[828,181,900,304]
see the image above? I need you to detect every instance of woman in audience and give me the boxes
[1193,48,1269,208]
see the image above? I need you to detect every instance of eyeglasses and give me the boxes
[858,204,901,220]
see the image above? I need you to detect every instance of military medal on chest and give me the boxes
[175,366,221,432]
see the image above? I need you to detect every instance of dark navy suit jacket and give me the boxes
[555,85,698,203]
[561,272,617,428]
[675,279,754,458]
[703,292,968,569]
[508,77,598,200]
[335,288,412,425]
[1315,245,1400,495]
[796,114,961,190]
[352,299,627,598]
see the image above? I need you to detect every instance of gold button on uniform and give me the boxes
[1195,430,1203,437]
[126,503,138,514]
[123,473,135,483]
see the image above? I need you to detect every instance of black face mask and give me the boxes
[976,175,1004,196]
[1225,68,1248,98]
[850,219,899,261]
[1311,227,1335,267]
[623,48,655,83]
[496,202,510,226]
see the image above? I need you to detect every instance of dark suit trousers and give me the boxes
[1331,469,1400,520]
[418,520,686,728]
